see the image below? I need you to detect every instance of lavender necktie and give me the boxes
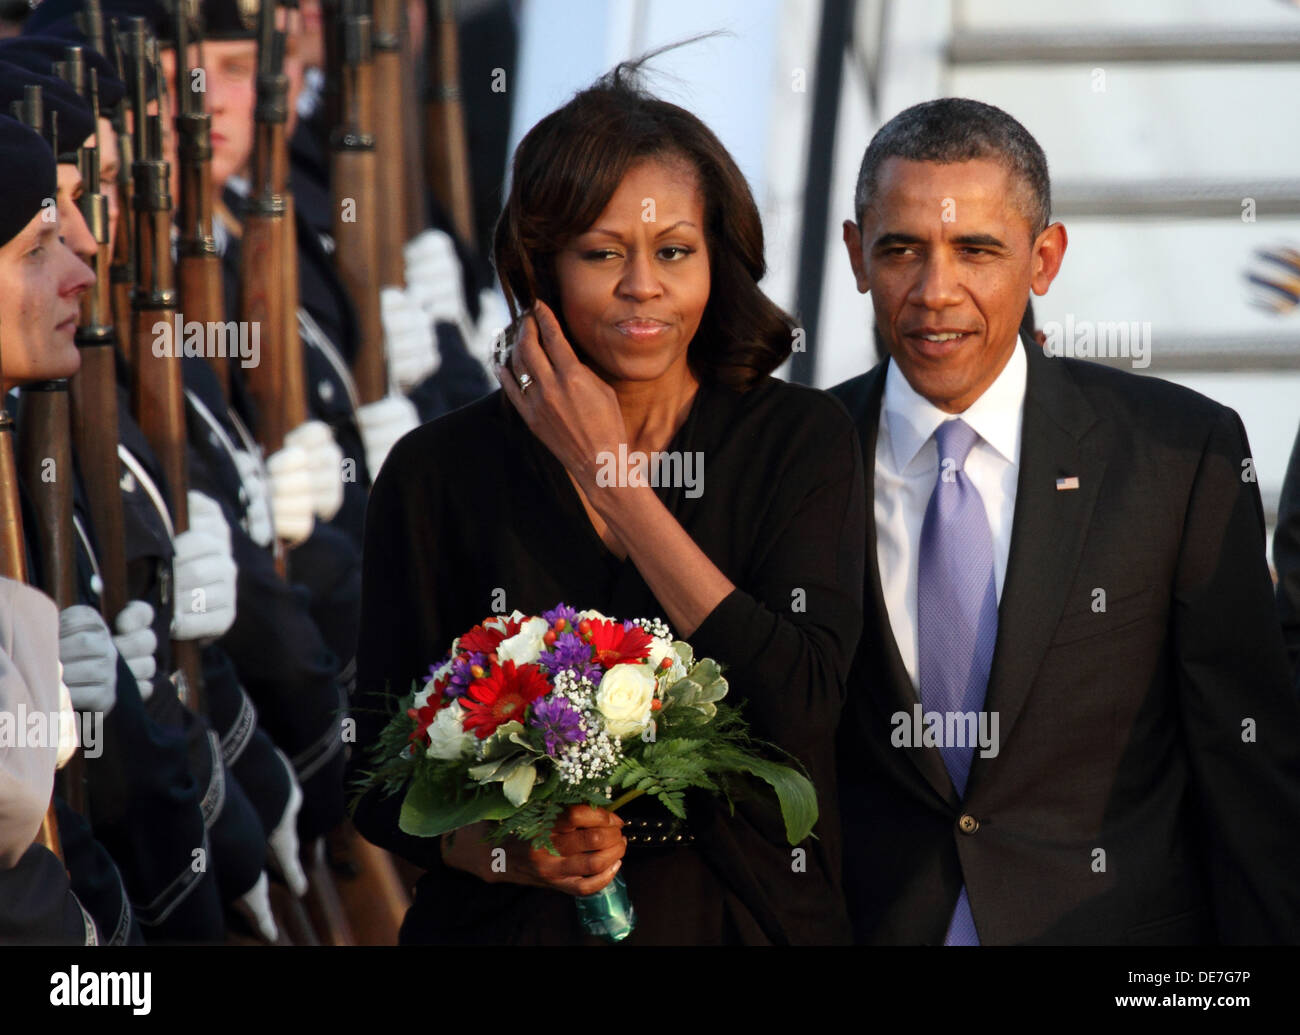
[918,418,997,946]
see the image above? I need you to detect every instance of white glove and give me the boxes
[264,442,315,547]
[357,393,418,480]
[112,601,157,702]
[232,448,274,549]
[233,870,278,943]
[266,747,307,898]
[382,285,439,390]
[403,229,467,326]
[58,605,118,715]
[171,491,238,642]
[283,420,345,522]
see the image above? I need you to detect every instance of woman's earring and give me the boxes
[491,329,512,370]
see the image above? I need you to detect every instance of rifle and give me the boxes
[105,19,137,363]
[424,0,474,247]
[2,89,66,862]
[400,1,427,239]
[121,17,203,712]
[239,0,308,455]
[328,0,385,405]
[173,4,230,401]
[59,50,130,630]
[370,0,407,287]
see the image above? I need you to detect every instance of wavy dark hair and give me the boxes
[492,42,793,392]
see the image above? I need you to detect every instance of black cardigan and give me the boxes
[351,375,865,944]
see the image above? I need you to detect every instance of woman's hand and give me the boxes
[495,300,627,495]
[441,805,626,897]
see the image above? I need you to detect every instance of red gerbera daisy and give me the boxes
[456,617,524,655]
[461,660,552,739]
[586,619,653,669]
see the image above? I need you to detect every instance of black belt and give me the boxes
[622,817,694,848]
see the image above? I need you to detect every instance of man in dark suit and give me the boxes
[830,97,1300,945]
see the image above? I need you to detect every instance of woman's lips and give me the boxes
[615,319,669,342]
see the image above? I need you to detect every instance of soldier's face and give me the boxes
[97,117,121,257]
[843,157,1066,413]
[553,156,711,387]
[203,40,257,189]
[0,208,94,390]
[56,162,98,265]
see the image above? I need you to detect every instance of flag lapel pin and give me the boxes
[1056,476,1080,491]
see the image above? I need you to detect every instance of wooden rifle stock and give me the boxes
[174,13,230,402]
[331,0,386,405]
[371,0,407,287]
[67,61,130,629]
[106,24,137,362]
[240,5,305,455]
[401,0,427,239]
[425,0,474,247]
[123,19,203,712]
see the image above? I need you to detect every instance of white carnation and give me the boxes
[497,616,549,666]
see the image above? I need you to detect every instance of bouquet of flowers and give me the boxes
[358,603,818,941]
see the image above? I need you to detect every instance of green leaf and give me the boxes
[467,754,518,782]
[729,755,819,845]
[479,721,526,762]
[398,778,514,838]
[502,762,539,807]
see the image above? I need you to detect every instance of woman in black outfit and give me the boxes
[351,59,866,945]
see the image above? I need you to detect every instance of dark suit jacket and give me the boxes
[830,336,1300,945]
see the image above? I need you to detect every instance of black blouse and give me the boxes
[351,374,866,944]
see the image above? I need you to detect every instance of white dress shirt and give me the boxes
[875,341,1027,693]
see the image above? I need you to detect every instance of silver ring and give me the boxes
[517,372,534,394]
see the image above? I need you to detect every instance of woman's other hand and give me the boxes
[441,805,626,896]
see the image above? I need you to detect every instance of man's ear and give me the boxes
[1030,221,1067,296]
[843,219,870,295]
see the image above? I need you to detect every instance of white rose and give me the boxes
[426,700,474,760]
[578,609,610,623]
[497,616,549,666]
[595,663,657,739]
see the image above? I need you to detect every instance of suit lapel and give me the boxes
[965,340,1105,798]
[844,361,962,808]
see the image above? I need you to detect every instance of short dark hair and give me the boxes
[493,46,794,392]
[853,97,1051,236]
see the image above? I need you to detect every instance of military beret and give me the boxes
[0,59,95,160]
[28,0,263,46]
[0,114,57,267]
[1,32,128,110]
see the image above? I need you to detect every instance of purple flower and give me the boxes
[530,696,587,756]
[539,632,601,684]
[542,603,580,629]
[447,652,487,698]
